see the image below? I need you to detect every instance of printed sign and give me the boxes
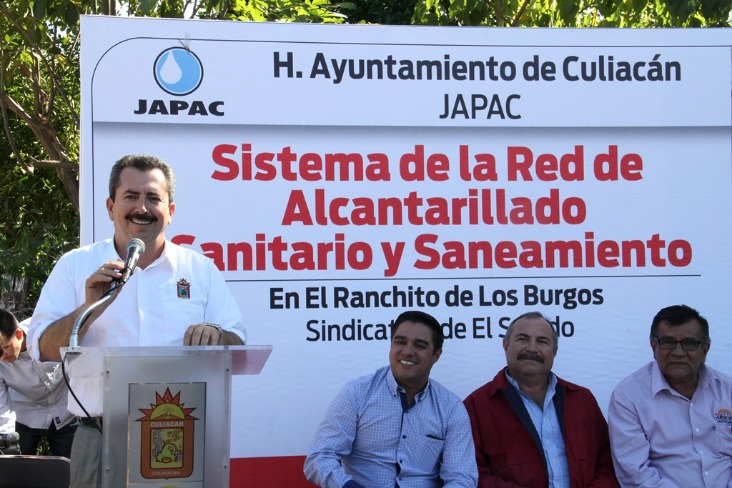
[81,17,732,485]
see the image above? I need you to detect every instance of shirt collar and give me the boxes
[505,369,558,407]
[505,369,557,391]
[650,360,710,396]
[386,367,431,403]
[105,237,174,272]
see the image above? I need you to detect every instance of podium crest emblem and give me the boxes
[136,387,198,479]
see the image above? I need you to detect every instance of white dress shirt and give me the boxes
[28,239,247,416]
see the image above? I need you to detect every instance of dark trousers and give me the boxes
[15,417,79,457]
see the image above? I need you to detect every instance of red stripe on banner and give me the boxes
[231,456,315,487]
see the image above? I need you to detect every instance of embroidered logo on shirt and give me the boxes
[716,408,732,424]
[177,279,191,299]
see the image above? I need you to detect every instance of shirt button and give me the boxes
[402,435,406,439]
[695,427,700,433]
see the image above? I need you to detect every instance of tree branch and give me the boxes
[0,2,81,128]
[0,86,80,211]
[27,158,78,170]
[511,0,532,26]
[0,45,33,173]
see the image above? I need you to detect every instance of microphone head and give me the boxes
[127,238,146,254]
[0,432,20,442]
[0,431,20,449]
[117,238,146,285]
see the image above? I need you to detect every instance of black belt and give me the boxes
[80,416,103,429]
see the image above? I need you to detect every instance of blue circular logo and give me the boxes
[153,47,203,96]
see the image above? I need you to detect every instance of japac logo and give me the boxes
[137,388,198,479]
[134,46,224,117]
[154,47,203,96]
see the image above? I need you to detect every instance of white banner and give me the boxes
[81,16,732,486]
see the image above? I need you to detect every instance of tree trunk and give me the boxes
[0,274,29,320]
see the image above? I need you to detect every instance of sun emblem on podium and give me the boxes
[137,388,198,479]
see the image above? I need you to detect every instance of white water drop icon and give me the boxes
[154,47,202,95]
[160,52,183,84]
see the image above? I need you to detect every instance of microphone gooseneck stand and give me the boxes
[68,283,123,349]
[63,238,145,433]
[63,282,124,434]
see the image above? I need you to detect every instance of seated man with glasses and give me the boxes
[608,304,732,487]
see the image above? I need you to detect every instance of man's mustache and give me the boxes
[126,213,156,223]
[517,352,544,363]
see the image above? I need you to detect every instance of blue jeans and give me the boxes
[15,417,79,458]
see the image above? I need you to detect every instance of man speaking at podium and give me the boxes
[28,154,247,487]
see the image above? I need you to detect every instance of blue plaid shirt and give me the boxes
[304,366,478,488]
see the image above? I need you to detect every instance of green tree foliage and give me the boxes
[0,160,78,318]
[412,0,732,26]
[224,0,353,22]
[346,0,416,24]
[1,1,81,211]
[1,0,82,314]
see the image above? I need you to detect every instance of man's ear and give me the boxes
[16,329,23,340]
[433,348,442,362]
[168,201,176,223]
[106,197,115,220]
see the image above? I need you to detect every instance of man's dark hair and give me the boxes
[391,310,444,352]
[108,154,176,203]
[504,311,559,350]
[0,309,19,339]
[650,305,710,342]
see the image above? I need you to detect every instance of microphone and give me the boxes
[117,238,146,284]
[0,432,21,454]
[69,238,146,349]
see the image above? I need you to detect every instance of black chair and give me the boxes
[0,455,70,488]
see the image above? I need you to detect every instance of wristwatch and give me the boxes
[203,323,222,333]
[203,323,223,344]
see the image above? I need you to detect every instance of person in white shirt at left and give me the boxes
[0,309,77,456]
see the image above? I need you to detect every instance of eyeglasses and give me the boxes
[653,335,704,351]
